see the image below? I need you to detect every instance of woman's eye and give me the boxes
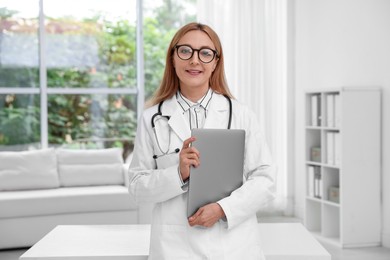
[180,48,192,54]
[200,50,213,56]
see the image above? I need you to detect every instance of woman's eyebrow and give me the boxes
[199,45,215,50]
[177,43,215,49]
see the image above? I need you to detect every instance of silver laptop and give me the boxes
[187,128,245,217]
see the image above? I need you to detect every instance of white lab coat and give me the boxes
[129,93,275,260]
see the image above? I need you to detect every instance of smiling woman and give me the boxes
[128,22,275,259]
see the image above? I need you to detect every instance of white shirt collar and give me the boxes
[176,88,213,113]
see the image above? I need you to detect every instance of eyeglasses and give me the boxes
[175,45,218,63]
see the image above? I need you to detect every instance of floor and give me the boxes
[320,242,390,260]
[1,244,390,260]
[1,218,390,260]
[261,216,390,260]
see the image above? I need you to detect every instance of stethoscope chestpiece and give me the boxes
[153,148,180,159]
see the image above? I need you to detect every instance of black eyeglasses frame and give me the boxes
[174,44,219,64]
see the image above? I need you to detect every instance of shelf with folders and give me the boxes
[305,91,342,245]
[304,87,381,248]
[306,130,341,167]
[306,91,341,205]
[306,91,340,129]
[306,128,341,206]
[306,164,340,205]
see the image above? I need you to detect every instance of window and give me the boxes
[0,0,40,150]
[0,0,195,159]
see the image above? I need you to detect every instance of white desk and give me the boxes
[20,223,330,260]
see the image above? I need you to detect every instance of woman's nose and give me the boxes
[189,50,200,64]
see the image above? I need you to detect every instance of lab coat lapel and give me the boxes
[164,96,191,142]
[162,93,229,141]
[204,94,230,129]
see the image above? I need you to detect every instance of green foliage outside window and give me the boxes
[0,106,40,145]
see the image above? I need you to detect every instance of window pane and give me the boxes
[0,0,40,88]
[44,0,137,89]
[143,0,196,99]
[48,94,136,159]
[0,94,41,150]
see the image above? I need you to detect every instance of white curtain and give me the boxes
[197,0,291,216]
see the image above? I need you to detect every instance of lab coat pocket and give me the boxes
[155,152,179,169]
[150,224,191,259]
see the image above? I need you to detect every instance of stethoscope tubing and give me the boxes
[151,101,170,128]
[151,94,232,158]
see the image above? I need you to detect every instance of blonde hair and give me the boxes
[148,22,233,106]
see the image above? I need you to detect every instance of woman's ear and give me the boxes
[212,58,219,71]
[212,62,217,71]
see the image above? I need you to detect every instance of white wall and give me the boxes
[293,0,390,247]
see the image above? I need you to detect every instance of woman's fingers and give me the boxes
[180,149,200,167]
[179,137,201,181]
[180,137,200,159]
[182,136,196,149]
[182,156,200,167]
[188,203,225,227]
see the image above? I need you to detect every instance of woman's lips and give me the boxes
[186,69,202,76]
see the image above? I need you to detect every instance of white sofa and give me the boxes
[0,148,139,250]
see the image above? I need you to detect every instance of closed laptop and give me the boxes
[187,128,245,217]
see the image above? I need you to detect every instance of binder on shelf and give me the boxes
[334,94,341,128]
[334,132,341,166]
[314,167,322,198]
[308,165,322,199]
[308,166,315,197]
[326,94,335,127]
[311,95,321,126]
[326,131,335,165]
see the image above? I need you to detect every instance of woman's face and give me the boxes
[173,30,218,96]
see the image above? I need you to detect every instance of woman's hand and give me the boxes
[179,137,200,181]
[188,203,226,227]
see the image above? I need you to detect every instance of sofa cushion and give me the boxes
[0,186,137,218]
[56,148,124,187]
[0,149,60,191]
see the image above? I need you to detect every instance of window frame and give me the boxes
[0,0,144,149]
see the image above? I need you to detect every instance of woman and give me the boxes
[129,22,275,259]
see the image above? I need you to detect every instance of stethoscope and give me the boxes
[151,94,232,159]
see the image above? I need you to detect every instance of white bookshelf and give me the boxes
[304,87,381,248]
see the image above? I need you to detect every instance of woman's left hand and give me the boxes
[188,203,225,228]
